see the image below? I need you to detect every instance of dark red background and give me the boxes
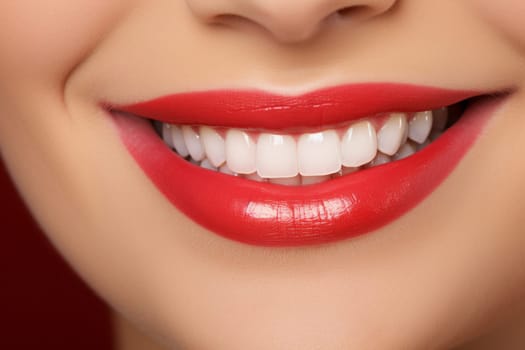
[0,160,112,349]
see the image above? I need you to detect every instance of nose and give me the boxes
[185,0,397,43]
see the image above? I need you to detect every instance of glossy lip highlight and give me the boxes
[110,84,503,247]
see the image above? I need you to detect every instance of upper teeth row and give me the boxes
[161,109,448,179]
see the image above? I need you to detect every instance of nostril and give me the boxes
[190,1,398,43]
[209,13,249,27]
[336,5,371,18]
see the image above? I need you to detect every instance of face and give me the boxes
[1,0,525,349]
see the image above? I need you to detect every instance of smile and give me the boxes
[108,83,507,246]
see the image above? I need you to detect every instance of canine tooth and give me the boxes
[341,121,377,167]
[256,134,298,178]
[170,125,190,157]
[225,130,257,174]
[433,107,448,131]
[200,127,226,167]
[182,126,205,161]
[377,113,408,156]
[297,130,341,176]
[162,124,175,148]
[200,158,217,171]
[302,175,330,185]
[408,111,433,144]
[393,142,416,161]
[269,176,301,186]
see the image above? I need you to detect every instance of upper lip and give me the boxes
[110,83,480,130]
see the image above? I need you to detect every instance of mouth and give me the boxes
[108,83,508,247]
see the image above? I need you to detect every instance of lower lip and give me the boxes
[112,96,503,247]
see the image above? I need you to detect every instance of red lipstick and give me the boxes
[110,84,502,246]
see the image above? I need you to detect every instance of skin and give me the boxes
[1,0,525,349]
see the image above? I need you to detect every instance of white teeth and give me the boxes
[256,134,298,178]
[341,121,377,167]
[377,113,408,156]
[182,126,205,161]
[161,105,447,185]
[225,130,257,174]
[408,111,433,144]
[433,107,448,131]
[393,142,416,161]
[170,125,190,158]
[297,130,341,176]
[200,127,226,167]
[162,124,175,148]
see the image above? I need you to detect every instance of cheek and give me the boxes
[470,0,525,47]
[0,1,128,85]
